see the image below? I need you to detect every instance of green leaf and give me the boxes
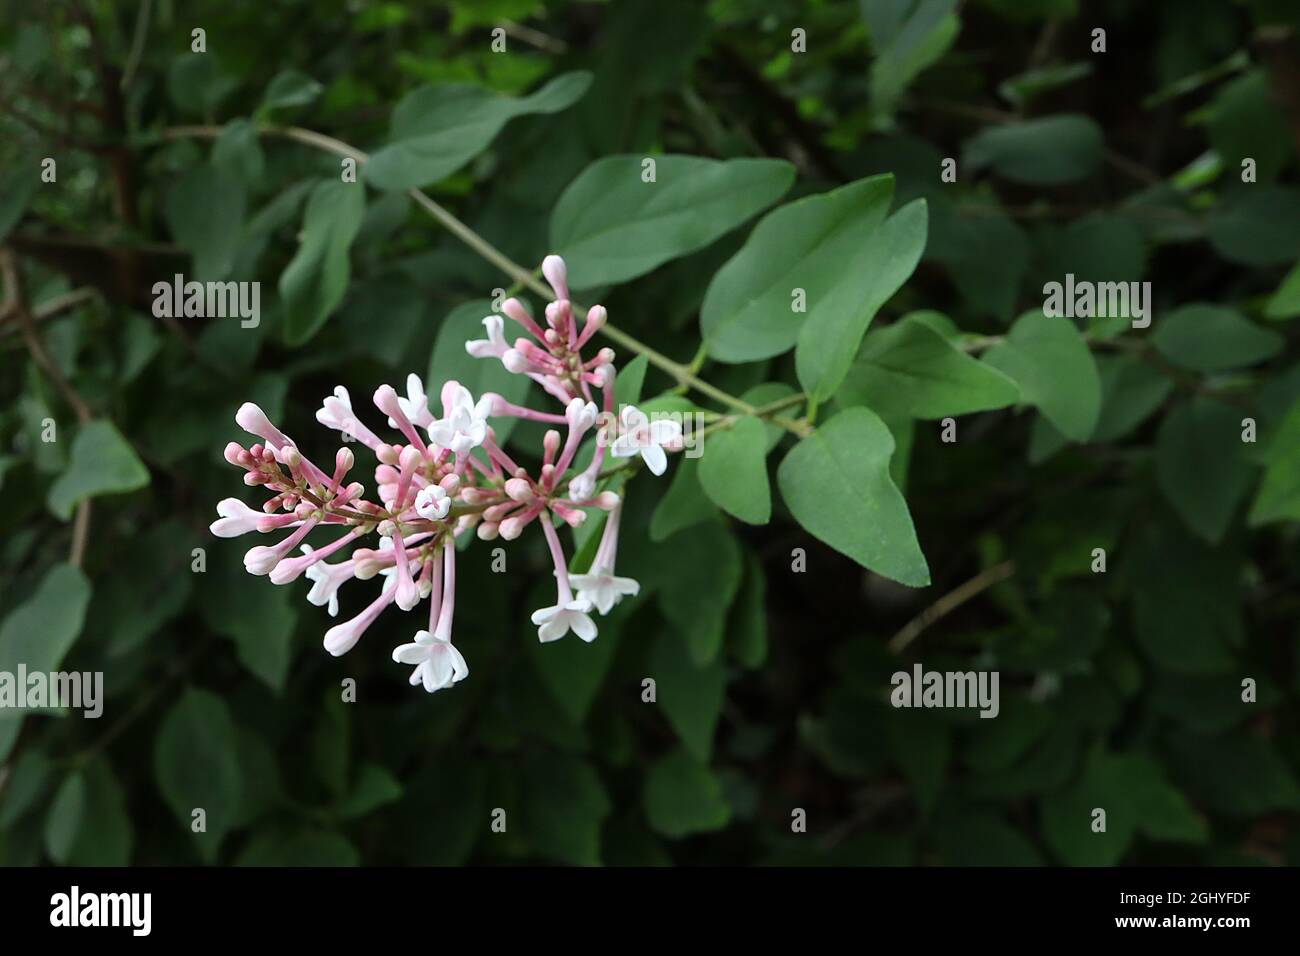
[47,420,150,520]
[1041,750,1206,866]
[1207,70,1293,184]
[927,201,1028,320]
[777,407,929,587]
[963,114,1104,185]
[649,456,719,542]
[654,521,743,663]
[1164,731,1300,816]
[237,827,359,866]
[1266,260,1300,320]
[0,163,39,241]
[1156,398,1253,543]
[884,708,950,816]
[1152,304,1284,372]
[365,72,592,190]
[429,299,533,446]
[702,174,904,364]
[644,749,731,838]
[796,198,928,400]
[727,554,768,669]
[614,353,648,408]
[1249,397,1300,525]
[529,600,623,723]
[154,688,244,860]
[1091,354,1173,442]
[335,764,404,819]
[0,564,92,693]
[1207,186,1300,267]
[836,314,1020,418]
[165,162,245,280]
[280,180,366,345]
[698,415,771,524]
[64,758,132,866]
[550,155,795,288]
[983,311,1101,441]
[651,632,725,762]
[260,69,323,111]
[202,558,297,693]
[521,754,611,866]
[168,53,237,116]
[43,773,86,864]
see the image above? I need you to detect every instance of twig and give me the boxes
[887,560,1016,654]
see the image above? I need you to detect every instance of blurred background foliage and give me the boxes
[3,0,1300,866]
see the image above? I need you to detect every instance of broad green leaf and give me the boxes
[550,155,795,288]
[1091,355,1172,442]
[430,299,533,446]
[983,311,1101,441]
[701,174,898,363]
[614,353,648,408]
[260,70,323,111]
[168,53,237,116]
[64,758,132,866]
[165,162,245,280]
[884,708,949,816]
[1265,260,1300,320]
[1208,71,1293,184]
[335,764,404,819]
[1156,398,1253,543]
[836,314,1020,418]
[154,688,244,860]
[1207,186,1300,267]
[933,806,1043,865]
[212,119,265,186]
[727,554,768,669]
[644,749,731,838]
[796,198,928,400]
[1152,304,1283,372]
[963,114,1103,185]
[392,757,486,865]
[1263,260,1300,319]
[237,827,359,866]
[651,632,725,762]
[201,556,297,693]
[365,72,592,190]
[649,456,719,542]
[1249,397,1300,525]
[47,420,150,520]
[1164,731,1300,816]
[927,201,1028,320]
[0,565,92,708]
[654,521,743,663]
[43,773,86,864]
[520,754,611,866]
[280,180,366,345]
[0,751,54,827]
[529,599,624,723]
[777,407,929,587]
[698,415,771,524]
[1041,750,1205,865]
[0,163,39,241]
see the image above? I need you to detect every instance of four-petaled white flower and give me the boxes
[392,630,468,693]
[415,485,451,520]
[569,565,640,616]
[531,599,597,643]
[610,405,682,476]
[465,314,509,359]
[428,384,493,455]
[209,497,262,538]
[301,544,350,617]
[393,373,433,429]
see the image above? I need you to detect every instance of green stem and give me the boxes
[157,124,789,428]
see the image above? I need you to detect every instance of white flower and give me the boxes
[531,599,598,643]
[209,497,262,538]
[567,471,596,502]
[428,384,493,456]
[316,386,380,446]
[301,545,350,617]
[609,405,682,476]
[392,373,433,429]
[465,314,509,359]
[392,630,468,693]
[415,485,451,520]
[569,565,640,616]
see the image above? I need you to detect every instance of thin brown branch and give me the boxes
[887,560,1016,654]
